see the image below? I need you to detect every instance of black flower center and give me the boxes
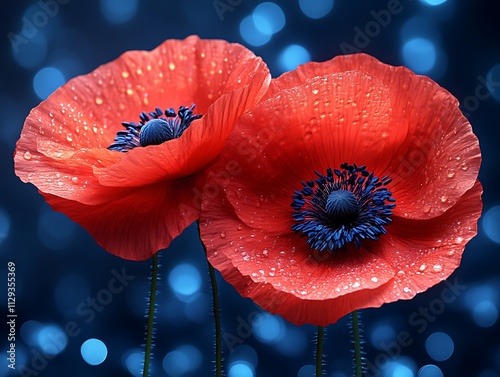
[291,163,396,251]
[108,105,202,152]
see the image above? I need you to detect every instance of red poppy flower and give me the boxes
[199,53,482,326]
[14,35,270,261]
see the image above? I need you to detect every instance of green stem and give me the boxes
[208,261,222,377]
[352,310,363,377]
[316,326,324,377]
[143,252,159,377]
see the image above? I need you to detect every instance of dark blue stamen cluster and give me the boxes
[108,105,202,152]
[291,163,396,252]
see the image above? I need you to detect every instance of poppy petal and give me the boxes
[200,178,482,326]
[265,53,480,220]
[43,173,204,260]
[213,71,406,233]
[15,35,270,196]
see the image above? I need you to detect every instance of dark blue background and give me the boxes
[1,1,499,376]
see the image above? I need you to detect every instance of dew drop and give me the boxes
[95,97,103,105]
[237,223,243,231]
[433,264,443,273]
[352,282,360,288]
[121,71,129,78]
[92,126,98,134]
[419,263,427,272]
[71,177,78,184]
[447,172,455,178]
[66,135,73,142]
[23,151,32,160]
[461,165,468,171]
[126,88,133,96]
[371,277,378,283]
[220,232,226,239]
[262,249,269,256]
[440,195,448,203]
[423,205,431,213]
[169,62,176,70]
[455,236,464,243]
[312,88,319,95]
[403,287,412,293]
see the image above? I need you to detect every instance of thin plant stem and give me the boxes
[316,325,324,376]
[143,252,159,377]
[208,261,222,377]
[351,310,363,377]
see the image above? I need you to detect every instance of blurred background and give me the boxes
[1,1,499,376]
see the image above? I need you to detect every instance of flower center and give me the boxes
[108,105,202,152]
[291,163,396,252]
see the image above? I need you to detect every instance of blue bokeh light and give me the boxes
[420,0,447,5]
[278,44,311,73]
[299,0,334,19]
[228,361,254,377]
[483,206,500,243]
[37,324,68,356]
[253,2,285,35]
[486,64,500,101]
[123,349,143,377]
[33,67,66,100]
[418,365,443,377]
[168,263,202,302]
[472,301,498,327]
[478,370,500,377]
[400,16,441,44]
[371,324,396,350]
[425,332,454,362]
[298,364,315,377]
[0,208,11,245]
[100,0,138,24]
[228,345,258,368]
[383,357,417,377]
[20,320,43,346]
[401,38,437,74]
[162,345,202,377]
[81,338,108,365]
[252,313,284,344]
[240,15,272,47]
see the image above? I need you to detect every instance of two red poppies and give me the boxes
[15,37,482,326]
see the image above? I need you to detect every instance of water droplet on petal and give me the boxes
[95,97,103,105]
[71,177,78,184]
[312,88,319,95]
[371,277,378,283]
[23,151,32,160]
[447,172,455,178]
[440,195,448,203]
[403,287,412,293]
[121,71,129,78]
[237,223,243,231]
[352,282,360,288]
[169,62,176,70]
[455,236,464,243]
[66,135,73,142]
[220,232,226,239]
[433,264,443,273]
[419,263,427,272]
[423,205,431,213]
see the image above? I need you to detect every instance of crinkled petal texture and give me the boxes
[199,54,482,326]
[14,35,270,261]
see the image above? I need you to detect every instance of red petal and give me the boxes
[15,35,270,197]
[200,180,482,326]
[210,71,407,233]
[266,53,480,220]
[370,181,483,300]
[200,191,396,326]
[43,173,205,260]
